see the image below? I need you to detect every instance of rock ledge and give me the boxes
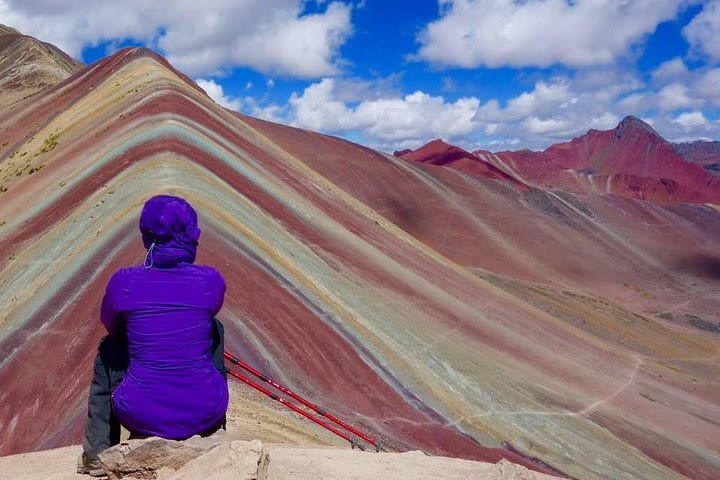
[0,436,561,480]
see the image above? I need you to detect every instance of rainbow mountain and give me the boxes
[1,27,719,480]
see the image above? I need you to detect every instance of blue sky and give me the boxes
[3,0,719,151]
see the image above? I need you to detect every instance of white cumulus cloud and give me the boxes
[415,0,685,68]
[673,111,708,128]
[684,0,720,63]
[490,79,574,120]
[657,83,701,111]
[196,79,242,110]
[470,71,634,144]
[523,116,572,135]
[694,67,720,103]
[652,58,691,83]
[249,64,716,151]
[287,78,481,147]
[643,60,720,110]
[266,71,636,150]
[0,0,353,78]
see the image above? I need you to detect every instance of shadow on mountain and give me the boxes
[675,254,720,280]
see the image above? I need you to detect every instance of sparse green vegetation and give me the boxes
[37,130,60,155]
[13,163,32,177]
[95,126,111,137]
[28,164,45,175]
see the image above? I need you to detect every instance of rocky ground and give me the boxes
[0,434,560,480]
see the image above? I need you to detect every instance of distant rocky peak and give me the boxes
[613,115,663,143]
[0,23,83,111]
[416,138,454,151]
[674,140,720,155]
[672,140,720,170]
[394,139,458,158]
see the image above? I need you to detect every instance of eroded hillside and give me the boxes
[0,35,718,480]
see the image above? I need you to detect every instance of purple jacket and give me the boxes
[102,196,229,439]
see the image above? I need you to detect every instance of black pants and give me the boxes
[82,319,227,457]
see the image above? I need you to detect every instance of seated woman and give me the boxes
[78,195,229,476]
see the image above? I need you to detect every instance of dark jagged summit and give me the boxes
[469,115,720,203]
[613,115,664,144]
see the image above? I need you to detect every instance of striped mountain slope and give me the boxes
[0,45,718,480]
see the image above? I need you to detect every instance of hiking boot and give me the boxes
[77,452,106,477]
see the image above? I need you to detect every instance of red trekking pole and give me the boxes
[224,351,382,452]
[225,366,366,449]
